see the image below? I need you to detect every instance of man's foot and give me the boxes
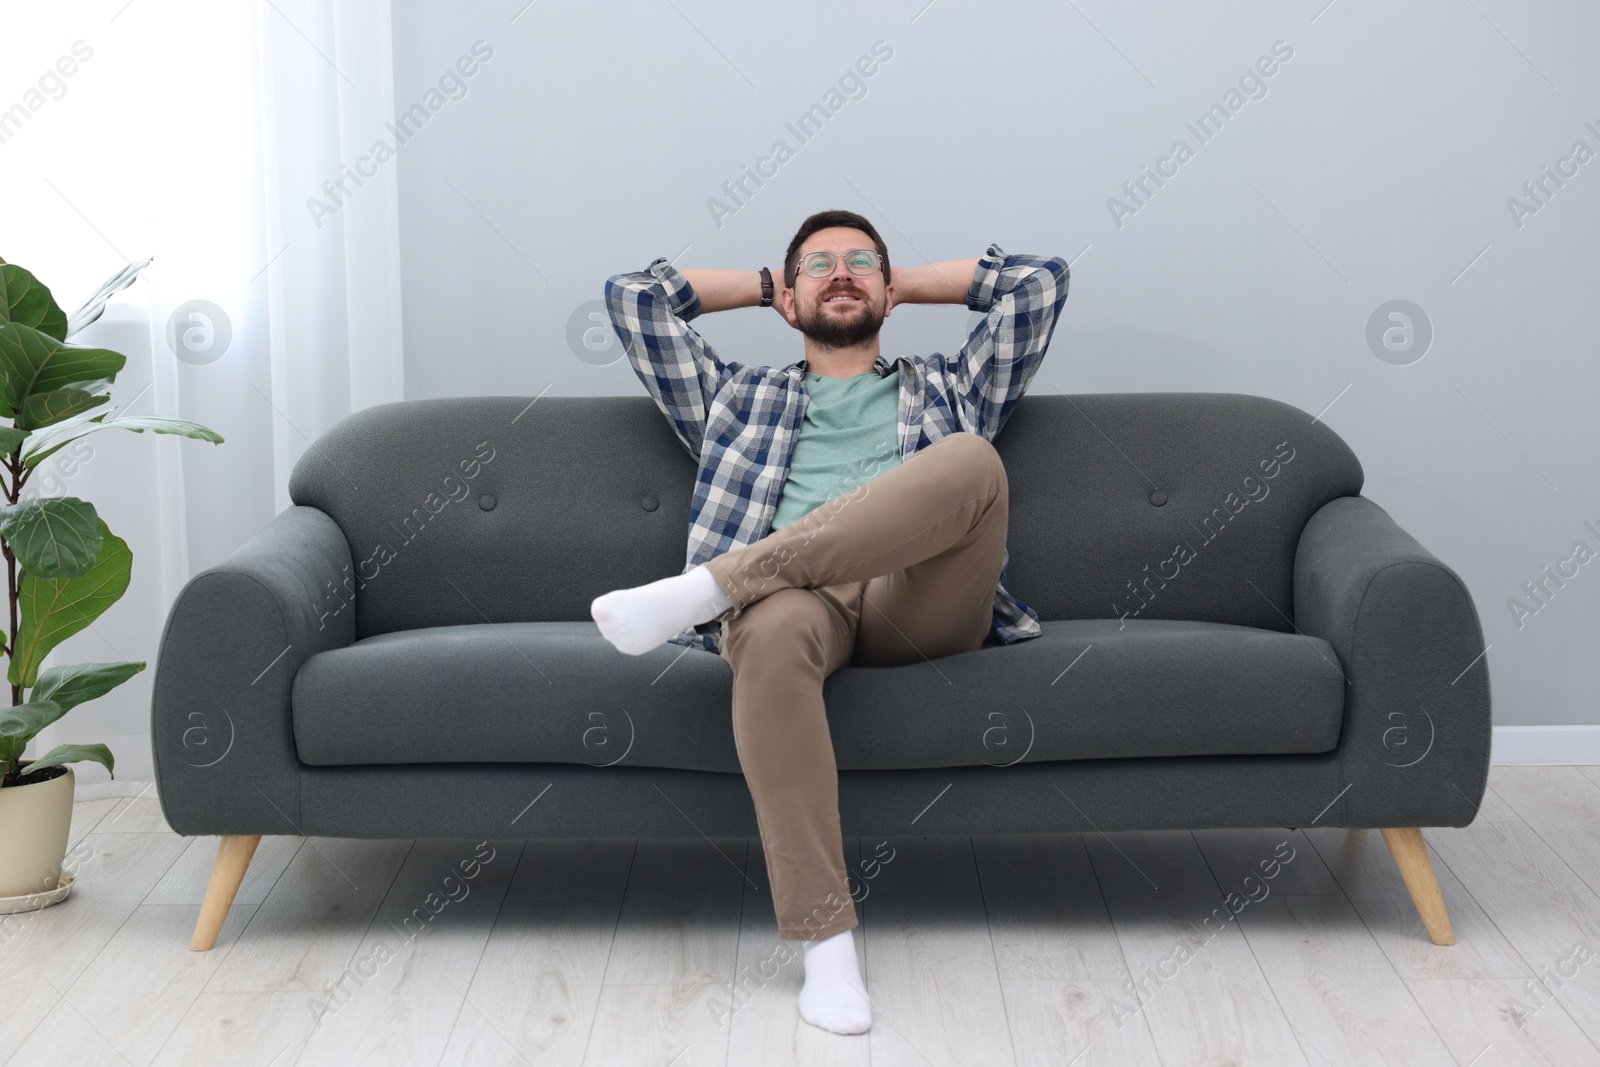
[590,565,733,655]
[798,929,871,1035]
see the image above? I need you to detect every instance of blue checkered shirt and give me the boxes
[604,241,1070,656]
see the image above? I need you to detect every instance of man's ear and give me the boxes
[884,276,896,317]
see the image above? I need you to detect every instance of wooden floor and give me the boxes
[3,765,1599,1066]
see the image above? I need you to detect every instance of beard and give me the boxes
[796,291,885,349]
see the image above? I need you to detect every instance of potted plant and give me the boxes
[0,255,224,913]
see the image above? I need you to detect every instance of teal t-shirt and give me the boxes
[770,368,904,530]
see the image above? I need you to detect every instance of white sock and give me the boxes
[798,928,871,1035]
[590,564,733,655]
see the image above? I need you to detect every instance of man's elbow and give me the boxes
[604,270,654,295]
[604,271,660,322]
[1038,256,1070,313]
[1011,255,1070,313]
[604,273,639,304]
[1045,256,1070,295]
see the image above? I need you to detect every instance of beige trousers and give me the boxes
[700,431,1010,940]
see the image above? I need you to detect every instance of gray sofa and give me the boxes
[151,391,1491,951]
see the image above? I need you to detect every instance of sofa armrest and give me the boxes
[151,505,357,836]
[1293,495,1491,828]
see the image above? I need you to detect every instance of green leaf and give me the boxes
[19,386,109,431]
[65,257,152,339]
[0,321,124,423]
[0,497,103,579]
[0,264,68,340]
[22,413,222,469]
[59,376,115,396]
[17,408,110,466]
[0,699,65,742]
[1,662,139,791]
[0,425,26,455]
[14,743,114,781]
[8,518,131,689]
[30,661,146,714]
[22,435,86,472]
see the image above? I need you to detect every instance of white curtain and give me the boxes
[7,0,405,796]
[255,0,407,512]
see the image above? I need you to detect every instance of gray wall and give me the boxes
[391,1,1600,730]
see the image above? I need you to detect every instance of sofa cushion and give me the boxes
[291,618,1345,773]
[285,393,1363,642]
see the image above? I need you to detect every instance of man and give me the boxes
[596,209,1069,1035]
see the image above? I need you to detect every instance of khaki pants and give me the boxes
[701,431,1010,940]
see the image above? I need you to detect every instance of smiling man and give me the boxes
[597,209,1070,1035]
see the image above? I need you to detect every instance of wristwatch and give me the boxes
[758,266,774,307]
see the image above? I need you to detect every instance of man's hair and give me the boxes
[783,209,891,290]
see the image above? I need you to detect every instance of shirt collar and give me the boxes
[790,354,897,380]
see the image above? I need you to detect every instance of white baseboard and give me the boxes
[72,779,159,802]
[1492,725,1600,765]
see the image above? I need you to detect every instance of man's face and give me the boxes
[786,227,891,349]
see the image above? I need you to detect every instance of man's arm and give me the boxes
[604,257,751,459]
[942,242,1071,441]
[677,259,983,317]
[886,258,981,307]
[677,269,769,313]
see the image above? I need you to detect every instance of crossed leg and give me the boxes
[707,432,1010,1035]
[718,432,1009,934]
[702,431,1010,635]
[589,432,1010,1034]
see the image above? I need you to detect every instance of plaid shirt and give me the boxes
[604,241,1070,656]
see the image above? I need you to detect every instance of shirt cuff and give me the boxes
[965,241,1008,312]
[647,255,703,320]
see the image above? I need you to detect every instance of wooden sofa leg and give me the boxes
[191,834,261,951]
[1379,827,1455,946]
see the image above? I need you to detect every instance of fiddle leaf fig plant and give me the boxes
[0,255,225,787]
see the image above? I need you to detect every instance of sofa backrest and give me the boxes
[287,392,1362,640]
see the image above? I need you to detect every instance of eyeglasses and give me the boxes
[797,248,882,279]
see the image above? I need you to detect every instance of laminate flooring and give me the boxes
[3,765,1598,1066]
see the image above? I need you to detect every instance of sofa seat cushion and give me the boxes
[290,618,1345,773]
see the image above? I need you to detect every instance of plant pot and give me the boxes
[0,761,77,913]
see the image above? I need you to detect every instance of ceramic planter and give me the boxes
[0,761,77,913]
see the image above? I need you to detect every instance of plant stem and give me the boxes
[5,449,18,706]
